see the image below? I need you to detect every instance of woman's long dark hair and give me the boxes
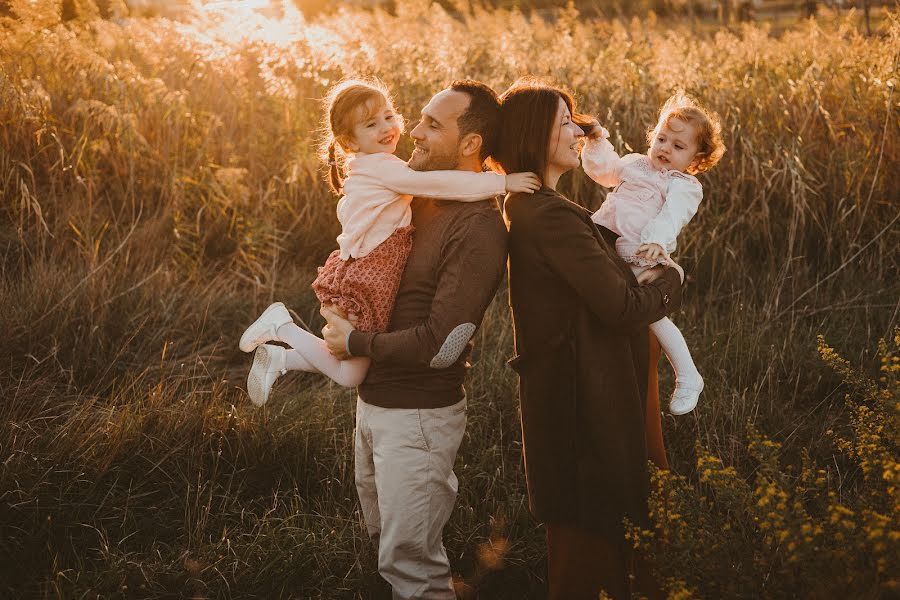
[493,77,591,183]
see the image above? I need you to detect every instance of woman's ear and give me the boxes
[460,132,484,159]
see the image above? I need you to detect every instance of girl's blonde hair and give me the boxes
[318,78,403,194]
[648,91,725,174]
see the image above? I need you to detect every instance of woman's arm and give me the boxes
[521,197,682,333]
[639,176,703,252]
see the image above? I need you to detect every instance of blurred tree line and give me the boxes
[0,0,886,29]
[294,0,887,30]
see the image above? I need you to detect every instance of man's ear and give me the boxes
[459,132,483,159]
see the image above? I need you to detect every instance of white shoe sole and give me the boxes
[669,378,704,416]
[239,302,289,352]
[248,346,276,406]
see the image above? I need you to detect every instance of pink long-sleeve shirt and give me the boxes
[336,152,506,260]
[581,136,703,266]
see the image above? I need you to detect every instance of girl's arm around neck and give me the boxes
[361,154,506,201]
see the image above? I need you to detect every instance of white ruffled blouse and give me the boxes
[581,134,703,266]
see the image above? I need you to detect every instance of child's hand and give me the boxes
[637,243,667,261]
[505,172,541,193]
[582,119,609,141]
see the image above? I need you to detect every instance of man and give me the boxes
[321,80,508,599]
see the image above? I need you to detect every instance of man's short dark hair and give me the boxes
[450,80,501,162]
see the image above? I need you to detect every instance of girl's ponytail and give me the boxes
[327,141,344,194]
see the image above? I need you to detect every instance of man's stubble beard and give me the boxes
[408,143,460,172]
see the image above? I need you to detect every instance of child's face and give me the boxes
[648,117,699,173]
[347,99,402,155]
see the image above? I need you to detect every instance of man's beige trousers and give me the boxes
[354,397,467,600]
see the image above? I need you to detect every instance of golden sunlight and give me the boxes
[171,0,349,92]
[178,0,307,50]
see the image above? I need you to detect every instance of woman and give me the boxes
[494,78,684,599]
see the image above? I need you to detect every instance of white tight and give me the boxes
[276,323,370,388]
[632,264,702,385]
[649,317,701,384]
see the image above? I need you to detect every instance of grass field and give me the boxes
[1,1,898,597]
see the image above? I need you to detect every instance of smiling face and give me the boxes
[345,97,402,155]
[648,117,699,172]
[544,97,584,184]
[408,89,470,171]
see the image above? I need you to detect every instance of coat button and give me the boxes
[664,294,669,304]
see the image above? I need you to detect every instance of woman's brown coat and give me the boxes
[505,187,683,535]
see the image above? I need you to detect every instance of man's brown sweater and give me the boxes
[347,196,508,409]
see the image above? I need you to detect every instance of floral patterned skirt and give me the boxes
[311,226,414,333]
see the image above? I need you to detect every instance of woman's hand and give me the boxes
[636,260,684,285]
[506,172,542,193]
[636,265,667,284]
[637,243,667,261]
[665,258,685,284]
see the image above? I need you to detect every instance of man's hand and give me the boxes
[320,305,357,360]
[637,243,667,261]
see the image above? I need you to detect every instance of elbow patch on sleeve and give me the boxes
[430,323,477,369]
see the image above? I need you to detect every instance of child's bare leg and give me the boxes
[276,323,369,388]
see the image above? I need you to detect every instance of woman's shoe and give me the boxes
[669,376,703,416]
[247,344,287,406]
[239,302,293,352]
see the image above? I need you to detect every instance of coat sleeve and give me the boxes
[580,135,625,188]
[523,198,682,333]
[639,175,703,253]
[371,158,506,201]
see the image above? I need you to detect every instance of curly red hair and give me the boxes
[648,91,725,175]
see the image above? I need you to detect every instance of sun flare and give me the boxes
[178,0,308,50]
[170,0,348,93]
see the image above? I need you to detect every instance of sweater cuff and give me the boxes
[348,330,375,358]
[344,330,353,356]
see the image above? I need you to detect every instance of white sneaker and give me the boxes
[669,376,704,416]
[247,344,286,406]
[239,302,293,352]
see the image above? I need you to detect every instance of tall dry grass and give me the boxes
[0,1,898,597]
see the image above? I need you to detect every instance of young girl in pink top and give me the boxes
[582,91,725,415]
[239,79,539,406]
